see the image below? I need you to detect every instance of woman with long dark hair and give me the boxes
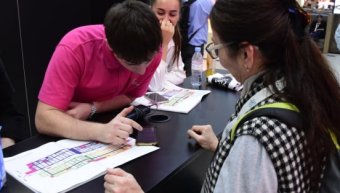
[188,0,340,192]
[104,0,340,192]
[148,0,186,91]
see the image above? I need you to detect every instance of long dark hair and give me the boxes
[211,0,340,191]
[150,0,182,65]
[172,24,181,65]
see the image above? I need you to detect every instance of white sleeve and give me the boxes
[149,59,167,92]
[149,39,186,92]
[335,24,340,51]
[165,50,186,85]
[213,135,278,193]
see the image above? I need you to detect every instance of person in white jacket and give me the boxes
[335,23,340,51]
[148,0,186,92]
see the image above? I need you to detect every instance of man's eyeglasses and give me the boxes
[205,42,233,59]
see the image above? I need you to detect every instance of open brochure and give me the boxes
[132,82,211,113]
[4,138,158,193]
[207,73,243,92]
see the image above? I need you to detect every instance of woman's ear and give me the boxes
[239,43,256,72]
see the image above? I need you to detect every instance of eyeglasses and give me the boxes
[205,42,233,59]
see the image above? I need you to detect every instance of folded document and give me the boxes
[133,82,211,114]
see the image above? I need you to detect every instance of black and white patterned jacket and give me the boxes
[202,77,326,193]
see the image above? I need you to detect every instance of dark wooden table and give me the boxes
[2,77,239,193]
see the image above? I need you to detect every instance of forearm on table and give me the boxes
[94,95,134,113]
[35,102,103,141]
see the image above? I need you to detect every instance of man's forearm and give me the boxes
[94,95,134,113]
[35,101,103,141]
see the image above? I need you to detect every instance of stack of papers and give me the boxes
[4,138,158,193]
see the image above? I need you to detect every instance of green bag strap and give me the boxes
[329,130,340,150]
[230,102,299,142]
[229,102,340,150]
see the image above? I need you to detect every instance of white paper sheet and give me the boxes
[4,138,158,193]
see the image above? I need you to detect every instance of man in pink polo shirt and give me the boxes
[35,1,162,146]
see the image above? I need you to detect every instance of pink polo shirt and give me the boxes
[39,25,161,110]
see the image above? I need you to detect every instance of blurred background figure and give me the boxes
[335,22,340,51]
[309,14,327,41]
[181,0,215,77]
[0,57,25,148]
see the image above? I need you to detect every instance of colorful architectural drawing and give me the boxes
[25,142,128,177]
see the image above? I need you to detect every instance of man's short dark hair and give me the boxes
[104,0,162,65]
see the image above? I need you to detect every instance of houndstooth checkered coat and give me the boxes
[202,77,326,193]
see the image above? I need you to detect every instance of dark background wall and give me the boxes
[0,0,29,139]
[0,0,122,141]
